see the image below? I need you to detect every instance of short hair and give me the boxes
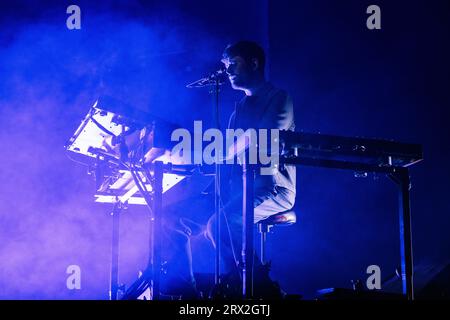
[222,40,266,75]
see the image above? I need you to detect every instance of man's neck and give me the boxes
[243,78,267,96]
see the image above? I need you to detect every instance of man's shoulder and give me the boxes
[266,84,293,113]
[235,82,292,111]
[263,83,292,107]
[262,83,295,130]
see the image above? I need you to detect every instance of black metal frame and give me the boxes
[109,200,123,300]
[242,160,255,299]
[211,78,223,288]
[113,161,197,300]
[241,156,416,300]
[151,161,164,300]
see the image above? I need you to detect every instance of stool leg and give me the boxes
[258,224,271,265]
[260,231,267,264]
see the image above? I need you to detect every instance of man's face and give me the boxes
[221,56,252,90]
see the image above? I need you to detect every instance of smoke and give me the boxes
[0,1,226,299]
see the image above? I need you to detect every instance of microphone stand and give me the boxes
[210,76,222,290]
[186,69,225,296]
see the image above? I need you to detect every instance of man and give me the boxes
[114,41,296,299]
[205,40,296,298]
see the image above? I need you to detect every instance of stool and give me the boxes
[257,210,296,264]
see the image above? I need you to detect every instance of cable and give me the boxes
[91,111,118,138]
[65,151,90,167]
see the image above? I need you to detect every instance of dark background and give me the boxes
[0,0,448,299]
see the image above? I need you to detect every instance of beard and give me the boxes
[229,76,246,90]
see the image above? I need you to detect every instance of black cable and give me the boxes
[91,112,118,137]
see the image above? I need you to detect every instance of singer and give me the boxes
[155,41,296,299]
[204,40,296,299]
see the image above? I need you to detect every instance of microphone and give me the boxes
[186,66,227,88]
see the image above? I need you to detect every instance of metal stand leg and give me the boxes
[110,201,122,300]
[121,161,196,300]
[242,160,255,299]
[214,164,221,286]
[389,168,414,300]
[212,79,222,287]
[258,224,269,265]
[151,161,164,300]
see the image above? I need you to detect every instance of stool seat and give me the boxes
[257,210,296,265]
[259,210,296,227]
